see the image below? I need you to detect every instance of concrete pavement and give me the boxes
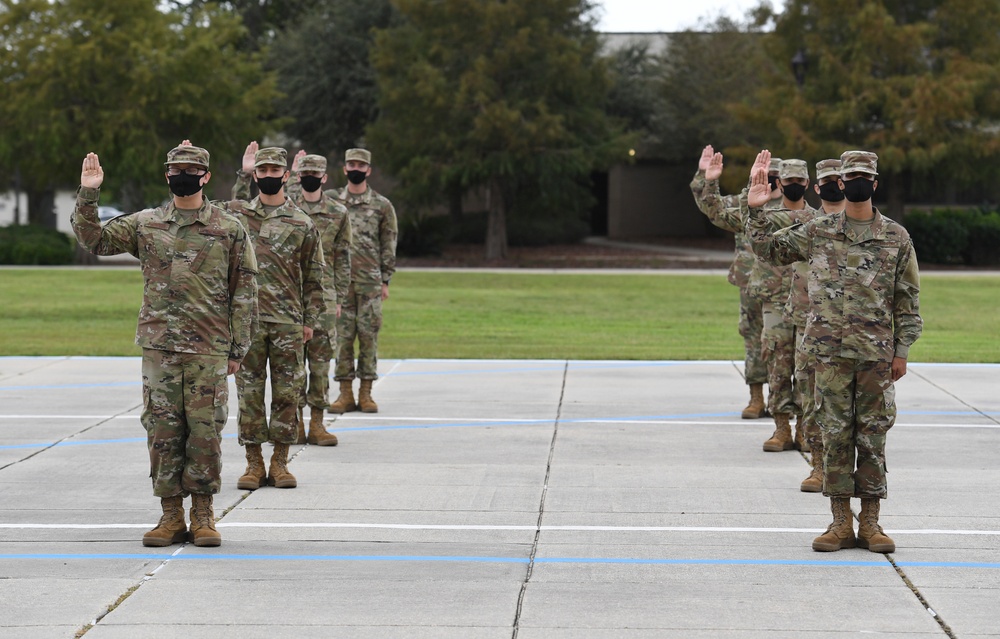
[1,356,998,638]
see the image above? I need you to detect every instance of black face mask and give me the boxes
[767,176,778,191]
[781,183,807,202]
[346,169,368,185]
[843,177,875,203]
[818,181,845,202]
[300,175,323,193]
[256,176,285,196]
[168,172,204,197]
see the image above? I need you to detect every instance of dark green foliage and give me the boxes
[396,213,451,258]
[0,224,75,265]
[905,208,1000,265]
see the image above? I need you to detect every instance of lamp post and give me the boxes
[791,49,807,87]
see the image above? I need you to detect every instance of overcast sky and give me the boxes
[595,0,773,32]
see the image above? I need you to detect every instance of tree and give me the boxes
[368,0,633,259]
[746,0,1000,215]
[0,0,280,222]
[268,0,397,159]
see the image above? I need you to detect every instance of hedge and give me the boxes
[0,224,76,265]
[904,208,1000,266]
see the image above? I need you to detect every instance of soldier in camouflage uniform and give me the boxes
[72,145,258,548]
[224,143,326,490]
[691,146,768,419]
[285,151,351,444]
[745,149,922,554]
[796,159,848,493]
[328,148,398,414]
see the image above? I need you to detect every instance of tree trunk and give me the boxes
[27,188,57,228]
[484,179,508,261]
[119,179,147,214]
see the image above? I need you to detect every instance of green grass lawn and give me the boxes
[0,269,996,362]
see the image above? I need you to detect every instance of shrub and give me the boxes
[0,224,76,265]
[396,212,452,257]
[963,212,1000,266]
[904,209,969,265]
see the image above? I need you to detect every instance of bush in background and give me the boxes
[0,224,76,265]
[904,208,1000,266]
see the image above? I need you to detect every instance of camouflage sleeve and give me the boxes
[334,213,353,304]
[689,170,708,204]
[301,226,327,329]
[71,186,140,256]
[744,192,808,266]
[285,171,303,202]
[379,201,398,282]
[892,242,922,359]
[695,180,741,233]
[232,170,253,201]
[227,221,259,361]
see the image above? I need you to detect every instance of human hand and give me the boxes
[891,356,907,381]
[293,150,306,171]
[747,150,772,208]
[227,360,241,375]
[381,283,389,301]
[303,326,314,342]
[698,145,714,173]
[242,141,259,173]
[335,303,342,318]
[705,152,724,181]
[81,153,105,189]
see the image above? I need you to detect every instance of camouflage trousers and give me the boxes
[761,301,797,416]
[236,321,304,445]
[141,348,228,498]
[794,325,821,454]
[814,355,895,499]
[302,325,335,410]
[739,288,767,385]
[335,282,383,381]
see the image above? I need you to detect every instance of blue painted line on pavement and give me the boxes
[2,552,999,569]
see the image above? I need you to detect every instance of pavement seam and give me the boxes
[885,554,958,638]
[511,359,568,639]
[0,401,142,472]
[911,368,1000,426]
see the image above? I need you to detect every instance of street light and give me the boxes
[791,49,807,87]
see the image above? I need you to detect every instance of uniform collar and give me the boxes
[164,197,215,227]
[341,185,372,206]
[247,196,297,219]
[837,207,887,243]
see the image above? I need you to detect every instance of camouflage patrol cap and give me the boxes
[254,147,288,168]
[840,150,878,176]
[768,157,783,174]
[815,159,842,180]
[345,148,372,165]
[779,159,809,180]
[164,145,210,169]
[298,154,327,173]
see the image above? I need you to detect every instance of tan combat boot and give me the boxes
[237,443,267,490]
[762,413,794,452]
[189,493,222,547]
[800,448,824,493]
[142,496,188,547]
[358,379,378,413]
[794,418,810,452]
[294,406,306,444]
[741,383,766,419]
[812,497,856,551]
[858,498,896,553]
[307,407,338,446]
[329,380,357,414]
[268,442,297,488]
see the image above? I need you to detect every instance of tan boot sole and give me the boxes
[268,475,297,488]
[142,529,188,547]
[191,533,222,547]
[237,475,266,490]
[763,440,794,452]
[308,433,338,446]
[857,537,895,553]
[328,403,357,414]
[812,536,857,552]
[800,478,822,492]
[741,407,766,419]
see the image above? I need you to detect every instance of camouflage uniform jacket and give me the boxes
[221,184,326,328]
[72,186,258,360]
[237,172,352,330]
[753,205,821,327]
[334,185,398,286]
[691,173,782,294]
[745,206,922,362]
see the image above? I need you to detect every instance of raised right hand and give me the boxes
[81,153,104,189]
[705,152,724,181]
[698,145,714,173]
[242,141,259,173]
[293,149,307,171]
[747,150,772,208]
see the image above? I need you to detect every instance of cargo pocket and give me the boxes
[214,378,229,436]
